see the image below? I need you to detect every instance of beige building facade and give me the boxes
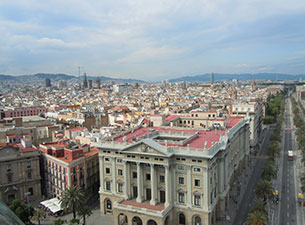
[0,145,41,205]
[96,117,249,225]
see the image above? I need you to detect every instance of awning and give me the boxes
[40,198,63,212]
[298,193,304,199]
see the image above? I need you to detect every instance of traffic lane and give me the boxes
[279,131,290,225]
[288,156,297,224]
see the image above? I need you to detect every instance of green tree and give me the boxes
[54,218,66,225]
[256,180,274,202]
[78,205,92,225]
[251,199,268,216]
[261,161,277,181]
[60,186,86,219]
[32,208,46,225]
[246,210,268,225]
[9,200,34,224]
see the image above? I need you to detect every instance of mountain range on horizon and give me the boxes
[0,72,305,83]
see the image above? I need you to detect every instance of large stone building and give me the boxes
[231,101,263,150]
[0,140,41,205]
[96,116,249,225]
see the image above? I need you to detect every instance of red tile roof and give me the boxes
[114,117,243,149]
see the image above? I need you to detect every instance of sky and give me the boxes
[1,0,305,81]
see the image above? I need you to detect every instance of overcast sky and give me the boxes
[1,0,305,81]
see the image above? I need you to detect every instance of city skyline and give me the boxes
[1,0,305,80]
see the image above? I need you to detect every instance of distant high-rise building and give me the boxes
[211,73,215,83]
[58,80,67,88]
[96,78,101,89]
[83,73,88,89]
[88,80,93,89]
[45,78,51,87]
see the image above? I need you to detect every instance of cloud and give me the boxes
[117,46,188,63]
[1,0,305,77]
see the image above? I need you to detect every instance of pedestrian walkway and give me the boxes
[40,208,114,225]
[216,133,266,225]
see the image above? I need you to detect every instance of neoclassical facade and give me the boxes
[96,117,249,225]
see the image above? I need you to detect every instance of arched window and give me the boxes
[179,213,186,225]
[147,219,157,225]
[106,199,112,209]
[194,216,201,225]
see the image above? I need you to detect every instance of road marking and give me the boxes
[288,204,289,208]
[287,212,289,217]
[288,196,290,201]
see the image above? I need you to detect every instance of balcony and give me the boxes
[114,199,170,218]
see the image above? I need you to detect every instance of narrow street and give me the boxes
[232,128,272,225]
[277,98,297,225]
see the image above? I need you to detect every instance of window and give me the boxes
[7,174,12,183]
[7,164,11,172]
[133,172,137,179]
[194,195,201,206]
[178,165,184,170]
[106,181,111,191]
[146,174,151,180]
[28,172,32,179]
[194,167,201,172]
[118,169,123,176]
[27,161,31,168]
[179,213,186,224]
[178,177,184,185]
[117,159,123,163]
[178,192,185,203]
[194,179,200,187]
[105,158,110,161]
[160,175,165,183]
[28,188,33,196]
[105,168,110,174]
[118,183,123,193]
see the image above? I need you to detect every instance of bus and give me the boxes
[288,150,294,160]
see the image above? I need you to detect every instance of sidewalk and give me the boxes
[216,133,265,225]
[30,194,114,225]
[292,98,305,225]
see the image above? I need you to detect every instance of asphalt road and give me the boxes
[278,98,297,225]
[232,127,273,225]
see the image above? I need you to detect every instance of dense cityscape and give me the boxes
[1,1,305,225]
[1,75,305,225]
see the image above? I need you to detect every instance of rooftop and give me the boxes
[114,117,243,149]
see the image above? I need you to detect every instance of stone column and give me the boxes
[112,157,116,193]
[172,165,177,203]
[150,163,156,205]
[99,156,104,192]
[136,162,143,202]
[165,165,171,207]
[187,165,192,207]
[204,168,208,207]
[124,160,129,199]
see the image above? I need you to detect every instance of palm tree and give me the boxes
[251,199,267,216]
[60,186,86,219]
[262,162,277,181]
[31,208,46,225]
[54,218,66,225]
[78,205,92,225]
[246,210,268,225]
[256,180,274,202]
